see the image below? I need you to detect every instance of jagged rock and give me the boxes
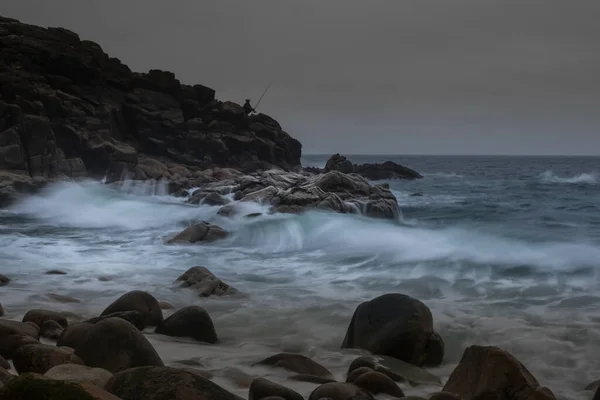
[0,373,120,399]
[442,346,556,400]
[13,343,84,374]
[155,306,218,343]
[73,318,164,373]
[176,266,237,297]
[167,222,228,243]
[341,294,444,367]
[22,309,68,329]
[324,154,422,180]
[100,290,163,327]
[104,366,242,400]
[254,353,332,378]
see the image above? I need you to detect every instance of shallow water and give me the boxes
[2,155,600,399]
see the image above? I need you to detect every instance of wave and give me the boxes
[4,181,600,284]
[424,172,465,178]
[539,170,597,184]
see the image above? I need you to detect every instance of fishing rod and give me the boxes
[253,83,271,111]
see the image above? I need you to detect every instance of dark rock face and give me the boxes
[56,322,93,351]
[254,353,332,378]
[176,266,237,297]
[155,306,218,343]
[13,343,84,374]
[341,293,444,367]
[442,346,556,400]
[324,154,422,180]
[0,16,302,202]
[100,290,163,327]
[73,317,164,373]
[104,366,242,400]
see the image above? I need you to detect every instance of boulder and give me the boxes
[254,353,332,378]
[74,318,164,373]
[350,371,405,397]
[44,364,113,388]
[39,320,64,340]
[22,309,68,329]
[158,301,174,310]
[442,346,556,400]
[288,374,337,384]
[0,274,8,286]
[341,293,444,367]
[249,378,304,400]
[176,266,237,297]
[155,306,218,343]
[0,334,40,360]
[100,290,163,327]
[45,269,67,275]
[430,392,464,400]
[308,382,373,400]
[56,322,93,351]
[354,161,423,180]
[45,293,81,303]
[346,366,375,383]
[86,311,146,331]
[167,222,229,244]
[13,343,84,374]
[0,320,40,339]
[104,366,242,400]
[0,373,120,399]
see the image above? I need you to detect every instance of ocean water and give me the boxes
[2,155,600,399]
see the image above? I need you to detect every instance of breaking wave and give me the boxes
[539,170,598,184]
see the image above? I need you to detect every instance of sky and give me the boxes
[2,1,600,155]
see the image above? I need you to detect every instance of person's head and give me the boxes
[245,99,250,103]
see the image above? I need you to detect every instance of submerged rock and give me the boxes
[176,266,237,297]
[0,274,9,286]
[254,353,332,378]
[325,153,423,180]
[155,306,218,343]
[167,222,229,244]
[342,293,444,367]
[442,345,557,400]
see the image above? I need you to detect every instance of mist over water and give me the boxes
[2,155,600,399]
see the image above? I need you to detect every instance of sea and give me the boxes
[2,154,600,399]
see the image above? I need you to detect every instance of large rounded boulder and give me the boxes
[0,373,120,399]
[155,306,218,343]
[44,364,114,388]
[104,366,242,400]
[341,293,444,367]
[0,334,40,360]
[249,377,303,400]
[100,290,163,327]
[254,353,332,378]
[308,382,372,400]
[442,345,556,400]
[57,322,94,350]
[74,317,164,373]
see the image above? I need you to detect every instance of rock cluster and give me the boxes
[322,153,423,180]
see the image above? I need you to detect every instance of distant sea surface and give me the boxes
[2,155,600,399]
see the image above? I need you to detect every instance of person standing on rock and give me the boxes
[243,99,255,115]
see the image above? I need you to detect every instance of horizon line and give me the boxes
[302,153,600,157]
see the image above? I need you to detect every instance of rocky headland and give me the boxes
[0,15,574,400]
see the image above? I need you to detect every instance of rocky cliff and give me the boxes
[0,15,301,202]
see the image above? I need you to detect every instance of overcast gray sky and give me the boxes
[2,1,600,155]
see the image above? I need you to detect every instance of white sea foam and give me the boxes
[539,170,598,184]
